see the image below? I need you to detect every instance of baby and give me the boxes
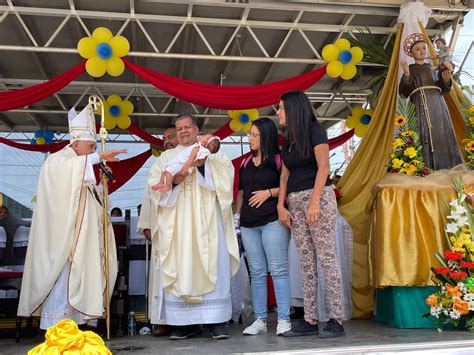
[430,38,454,73]
[152,134,221,192]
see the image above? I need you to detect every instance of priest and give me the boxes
[17,104,126,329]
[145,114,240,340]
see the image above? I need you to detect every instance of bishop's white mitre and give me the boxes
[68,104,96,143]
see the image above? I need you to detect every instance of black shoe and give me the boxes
[282,320,319,337]
[208,323,229,340]
[319,319,345,338]
[169,325,201,340]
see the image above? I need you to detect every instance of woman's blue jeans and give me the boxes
[241,220,291,320]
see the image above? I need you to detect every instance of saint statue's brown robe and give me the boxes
[399,63,464,170]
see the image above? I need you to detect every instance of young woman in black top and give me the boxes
[235,118,291,336]
[277,90,345,338]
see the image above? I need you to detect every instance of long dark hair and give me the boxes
[251,117,280,168]
[281,90,319,159]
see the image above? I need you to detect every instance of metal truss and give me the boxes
[0,0,459,65]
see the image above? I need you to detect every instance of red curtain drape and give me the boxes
[0,137,68,153]
[94,149,152,194]
[0,62,85,111]
[123,59,327,110]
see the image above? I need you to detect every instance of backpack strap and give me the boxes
[241,154,253,169]
[275,153,282,171]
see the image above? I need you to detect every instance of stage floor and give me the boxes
[1,319,474,354]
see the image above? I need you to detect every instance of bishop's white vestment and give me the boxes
[17,146,117,328]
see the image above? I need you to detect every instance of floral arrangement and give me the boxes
[386,113,431,176]
[424,178,474,331]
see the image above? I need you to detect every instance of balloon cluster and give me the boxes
[346,106,373,138]
[101,95,134,130]
[322,39,363,80]
[77,27,130,78]
[31,129,55,145]
[228,109,259,133]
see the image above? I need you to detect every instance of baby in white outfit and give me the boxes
[152,134,221,192]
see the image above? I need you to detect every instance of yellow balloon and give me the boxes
[229,119,242,132]
[121,101,134,116]
[110,36,130,58]
[322,44,339,62]
[346,115,358,129]
[352,106,364,118]
[92,27,113,43]
[355,124,369,138]
[104,117,117,130]
[247,109,259,121]
[242,122,252,133]
[77,37,97,59]
[36,137,46,145]
[117,116,131,129]
[350,47,364,64]
[85,57,106,77]
[334,38,351,51]
[106,57,125,77]
[326,61,343,78]
[340,63,357,80]
[107,95,122,105]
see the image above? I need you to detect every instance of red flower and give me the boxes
[334,188,343,200]
[433,267,450,274]
[444,250,463,261]
[450,271,468,279]
[460,261,474,268]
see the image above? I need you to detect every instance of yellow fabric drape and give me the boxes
[337,25,404,319]
[371,166,474,287]
[28,320,111,354]
[419,23,467,149]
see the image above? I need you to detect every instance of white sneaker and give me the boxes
[243,319,267,335]
[276,319,292,336]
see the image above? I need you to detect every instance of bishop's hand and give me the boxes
[99,149,127,162]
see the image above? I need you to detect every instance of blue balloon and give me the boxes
[360,114,372,125]
[239,113,250,124]
[96,42,113,60]
[34,130,44,138]
[43,129,54,141]
[338,50,353,64]
[109,104,121,117]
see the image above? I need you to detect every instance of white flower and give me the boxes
[449,199,461,208]
[446,222,459,234]
[464,293,474,302]
[449,310,461,319]
[460,194,467,202]
[469,302,474,311]
[430,307,440,318]
[455,216,469,227]
[443,309,450,316]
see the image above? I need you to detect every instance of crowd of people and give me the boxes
[15,89,347,341]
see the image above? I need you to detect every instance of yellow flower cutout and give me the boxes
[394,115,408,126]
[404,147,417,159]
[102,95,134,130]
[322,38,363,80]
[228,109,259,133]
[346,106,373,138]
[77,27,130,78]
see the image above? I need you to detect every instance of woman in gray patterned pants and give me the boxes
[276,90,345,338]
